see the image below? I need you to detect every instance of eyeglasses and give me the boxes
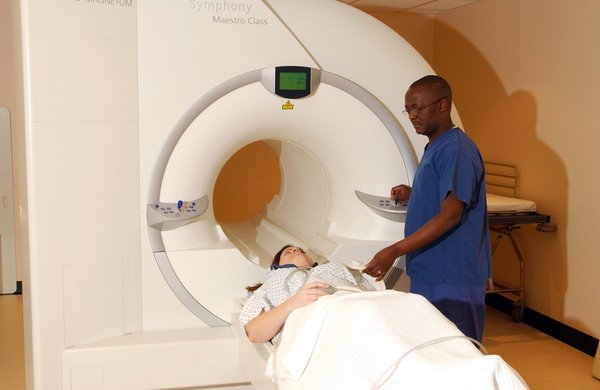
[402,96,447,116]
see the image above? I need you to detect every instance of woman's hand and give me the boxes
[286,281,331,310]
[244,281,331,343]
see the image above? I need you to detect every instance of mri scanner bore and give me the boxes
[146,66,419,326]
[147,67,321,231]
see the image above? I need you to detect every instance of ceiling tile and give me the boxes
[414,0,478,11]
[345,0,430,9]
[340,0,482,15]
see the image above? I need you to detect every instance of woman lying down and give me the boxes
[239,245,380,343]
[239,245,528,389]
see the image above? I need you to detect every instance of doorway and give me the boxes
[0,108,17,294]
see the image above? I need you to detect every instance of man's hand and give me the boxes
[362,245,400,281]
[391,184,411,204]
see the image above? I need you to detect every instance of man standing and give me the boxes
[363,75,491,342]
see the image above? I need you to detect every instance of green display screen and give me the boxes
[279,72,307,91]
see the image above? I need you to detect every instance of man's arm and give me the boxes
[363,192,464,280]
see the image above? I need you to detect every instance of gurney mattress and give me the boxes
[487,193,536,214]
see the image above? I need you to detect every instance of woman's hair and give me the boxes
[245,244,294,293]
[271,244,293,268]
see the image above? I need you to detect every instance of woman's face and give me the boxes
[278,246,314,268]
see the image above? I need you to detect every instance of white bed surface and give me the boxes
[270,290,527,389]
[487,193,536,214]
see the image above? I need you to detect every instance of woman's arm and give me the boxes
[244,281,330,343]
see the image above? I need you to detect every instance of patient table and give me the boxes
[485,162,555,321]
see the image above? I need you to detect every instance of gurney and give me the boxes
[485,162,555,321]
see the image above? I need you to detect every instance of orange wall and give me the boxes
[368,1,600,338]
[436,0,600,338]
[365,11,434,65]
[213,141,280,223]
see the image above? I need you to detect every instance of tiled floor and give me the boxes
[1,294,599,389]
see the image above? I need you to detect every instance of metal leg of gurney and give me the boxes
[487,225,526,322]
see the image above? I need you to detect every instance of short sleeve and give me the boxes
[437,134,482,208]
[238,288,272,327]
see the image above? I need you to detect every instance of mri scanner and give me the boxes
[17,0,456,388]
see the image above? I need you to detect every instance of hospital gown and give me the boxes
[239,263,376,333]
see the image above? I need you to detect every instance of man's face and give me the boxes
[404,85,444,138]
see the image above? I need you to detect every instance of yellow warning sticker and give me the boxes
[282,100,294,110]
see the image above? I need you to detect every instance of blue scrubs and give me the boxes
[406,127,491,341]
[410,280,487,343]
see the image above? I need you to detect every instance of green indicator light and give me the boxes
[279,72,307,91]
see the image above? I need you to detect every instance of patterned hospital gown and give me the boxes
[239,262,376,330]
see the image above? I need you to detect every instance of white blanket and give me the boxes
[268,291,528,390]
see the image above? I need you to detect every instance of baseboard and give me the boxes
[0,280,22,295]
[486,294,599,357]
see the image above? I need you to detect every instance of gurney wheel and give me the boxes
[512,301,525,322]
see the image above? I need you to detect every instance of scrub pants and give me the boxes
[410,279,487,343]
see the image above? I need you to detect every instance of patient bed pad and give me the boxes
[270,290,527,389]
[487,193,536,214]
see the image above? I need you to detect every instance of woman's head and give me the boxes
[272,245,314,269]
[246,245,315,293]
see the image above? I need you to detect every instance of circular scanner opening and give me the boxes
[213,140,281,223]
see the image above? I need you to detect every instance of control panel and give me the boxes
[355,190,407,222]
[147,195,208,231]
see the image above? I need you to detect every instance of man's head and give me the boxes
[404,75,454,141]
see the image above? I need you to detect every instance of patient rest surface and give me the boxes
[271,291,527,389]
[487,193,536,214]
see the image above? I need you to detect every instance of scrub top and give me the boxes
[405,127,491,285]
